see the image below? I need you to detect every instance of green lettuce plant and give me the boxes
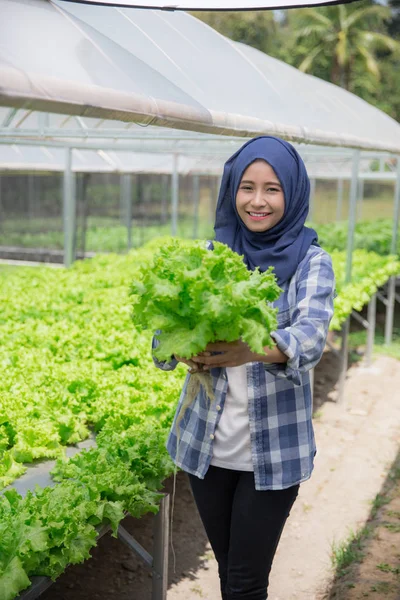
[130,239,282,362]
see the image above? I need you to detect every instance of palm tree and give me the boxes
[288,3,400,90]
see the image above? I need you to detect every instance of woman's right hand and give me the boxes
[174,355,206,373]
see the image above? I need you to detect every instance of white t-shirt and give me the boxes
[210,364,253,471]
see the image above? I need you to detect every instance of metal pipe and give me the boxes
[338,318,350,404]
[0,175,2,226]
[377,291,389,307]
[357,178,364,221]
[210,175,221,225]
[192,174,200,239]
[385,158,400,345]
[161,174,169,225]
[119,174,125,226]
[336,178,344,221]
[120,174,132,250]
[350,310,369,329]
[365,293,376,367]
[345,151,360,284]
[385,277,396,346]
[152,494,170,600]
[118,525,153,567]
[27,174,35,220]
[63,147,76,267]
[339,150,360,404]
[171,154,179,236]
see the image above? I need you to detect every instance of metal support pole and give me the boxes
[209,176,220,226]
[161,174,169,225]
[74,173,83,257]
[192,174,200,239]
[336,178,344,221]
[385,158,400,345]
[80,173,90,258]
[171,154,179,237]
[63,148,76,267]
[389,159,400,252]
[365,293,376,367]
[118,525,153,567]
[0,175,3,227]
[357,178,364,222]
[28,174,35,220]
[119,174,125,226]
[385,277,396,346]
[152,494,170,600]
[121,174,132,250]
[338,318,350,403]
[345,151,360,284]
[143,180,152,245]
[309,178,316,222]
[339,150,360,404]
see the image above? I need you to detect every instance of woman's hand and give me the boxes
[174,355,205,374]
[191,340,256,370]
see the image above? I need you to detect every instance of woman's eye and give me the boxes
[240,185,253,191]
[267,187,280,193]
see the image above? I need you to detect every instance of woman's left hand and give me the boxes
[192,340,256,369]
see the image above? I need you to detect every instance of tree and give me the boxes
[286,2,400,90]
[388,0,400,37]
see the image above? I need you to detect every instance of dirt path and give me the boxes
[40,352,400,600]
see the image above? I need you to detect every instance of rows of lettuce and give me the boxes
[312,218,399,257]
[0,240,399,600]
[1,216,397,257]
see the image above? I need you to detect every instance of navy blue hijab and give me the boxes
[214,136,318,286]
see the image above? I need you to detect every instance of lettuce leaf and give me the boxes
[130,240,281,360]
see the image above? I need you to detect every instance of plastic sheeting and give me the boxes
[1,0,400,153]
[60,0,360,8]
[0,144,224,174]
[0,143,394,180]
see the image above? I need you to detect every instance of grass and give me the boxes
[348,326,400,362]
[383,522,400,533]
[370,494,391,519]
[376,563,400,575]
[369,581,395,594]
[327,453,400,597]
[331,527,370,576]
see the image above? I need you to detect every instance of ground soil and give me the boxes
[39,348,400,600]
[325,463,400,600]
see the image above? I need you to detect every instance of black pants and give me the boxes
[188,466,299,600]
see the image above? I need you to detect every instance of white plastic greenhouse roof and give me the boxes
[1,0,400,153]
[0,142,396,181]
[0,145,224,175]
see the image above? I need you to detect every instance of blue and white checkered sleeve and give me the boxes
[270,250,335,385]
[152,330,179,371]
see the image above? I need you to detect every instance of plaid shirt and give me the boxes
[153,244,335,491]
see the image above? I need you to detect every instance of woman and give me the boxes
[153,136,335,600]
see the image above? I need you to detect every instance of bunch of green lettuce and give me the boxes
[130,240,281,361]
[330,249,400,330]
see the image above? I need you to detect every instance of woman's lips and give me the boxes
[247,212,272,221]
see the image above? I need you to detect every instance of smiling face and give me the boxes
[235,159,285,232]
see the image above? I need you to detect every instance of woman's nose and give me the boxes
[253,189,267,206]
